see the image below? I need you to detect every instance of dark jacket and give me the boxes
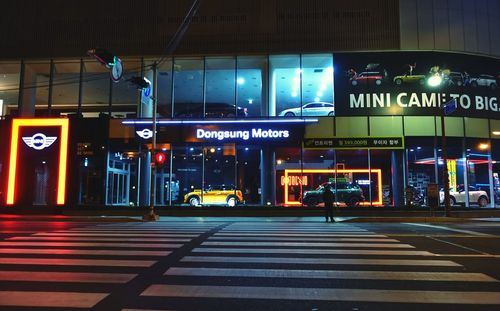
[322,187,335,207]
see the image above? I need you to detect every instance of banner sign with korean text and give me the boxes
[303,137,404,149]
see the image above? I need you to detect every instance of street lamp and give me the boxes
[440,98,457,217]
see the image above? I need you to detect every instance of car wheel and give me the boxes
[490,83,497,90]
[346,197,360,207]
[188,196,200,207]
[478,196,488,207]
[419,79,425,85]
[395,78,402,85]
[328,111,334,116]
[471,81,478,87]
[449,196,456,206]
[284,112,295,117]
[456,80,463,86]
[305,197,318,207]
[227,196,237,207]
[375,79,382,85]
[351,80,358,86]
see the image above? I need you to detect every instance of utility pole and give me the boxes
[143,62,160,221]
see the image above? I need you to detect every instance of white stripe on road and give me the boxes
[0,271,137,283]
[141,285,500,304]
[181,256,462,267]
[404,223,494,237]
[202,241,414,248]
[0,248,170,256]
[0,257,157,267]
[0,241,183,248]
[193,248,434,256]
[208,237,400,242]
[0,291,108,308]
[214,233,388,237]
[35,232,199,237]
[164,267,497,282]
[7,236,192,242]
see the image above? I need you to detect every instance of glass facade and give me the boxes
[0,52,499,209]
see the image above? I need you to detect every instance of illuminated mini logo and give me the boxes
[22,133,57,150]
[136,128,153,139]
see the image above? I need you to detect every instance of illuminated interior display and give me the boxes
[6,118,69,205]
[447,159,457,192]
[283,169,383,206]
[281,175,308,186]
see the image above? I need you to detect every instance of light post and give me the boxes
[440,98,457,217]
[143,62,160,221]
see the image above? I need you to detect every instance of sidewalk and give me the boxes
[1,206,500,223]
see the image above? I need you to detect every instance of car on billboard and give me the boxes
[444,71,466,86]
[350,71,385,86]
[302,181,365,207]
[175,103,248,118]
[184,184,244,207]
[439,185,489,207]
[393,73,426,85]
[278,102,334,117]
[469,74,497,89]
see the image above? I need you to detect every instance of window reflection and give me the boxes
[173,58,203,118]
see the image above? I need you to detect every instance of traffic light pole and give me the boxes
[144,62,160,221]
[440,111,451,217]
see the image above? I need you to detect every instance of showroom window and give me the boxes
[406,137,437,207]
[173,57,204,118]
[465,138,493,208]
[237,56,267,117]
[0,61,20,117]
[20,61,50,116]
[82,60,111,116]
[301,54,334,116]
[157,58,173,118]
[52,60,81,116]
[269,55,301,117]
[205,57,237,118]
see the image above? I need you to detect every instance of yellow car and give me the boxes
[393,74,426,85]
[184,185,244,207]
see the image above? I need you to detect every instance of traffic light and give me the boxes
[129,76,150,89]
[87,48,123,82]
[154,151,166,167]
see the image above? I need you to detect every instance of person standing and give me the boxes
[322,184,335,222]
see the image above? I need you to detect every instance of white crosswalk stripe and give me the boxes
[140,222,500,307]
[0,222,217,309]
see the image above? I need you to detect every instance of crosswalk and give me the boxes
[0,220,499,310]
[0,221,220,309]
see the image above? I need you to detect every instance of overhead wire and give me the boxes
[1,0,202,93]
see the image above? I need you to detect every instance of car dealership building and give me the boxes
[0,0,499,209]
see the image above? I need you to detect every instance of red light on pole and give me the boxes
[154,151,166,167]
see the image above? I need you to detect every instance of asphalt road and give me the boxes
[0,217,499,311]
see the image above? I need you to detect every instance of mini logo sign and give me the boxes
[136,128,153,139]
[22,133,57,150]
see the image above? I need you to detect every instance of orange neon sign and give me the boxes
[283,169,383,206]
[280,175,308,186]
[6,118,69,205]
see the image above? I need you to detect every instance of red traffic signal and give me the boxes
[154,152,166,167]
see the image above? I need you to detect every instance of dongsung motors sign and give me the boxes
[196,128,290,141]
[334,51,500,118]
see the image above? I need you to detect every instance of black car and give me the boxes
[175,103,248,118]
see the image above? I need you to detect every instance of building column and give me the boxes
[391,150,404,206]
[139,152,151,206]
[260,146,276,205]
